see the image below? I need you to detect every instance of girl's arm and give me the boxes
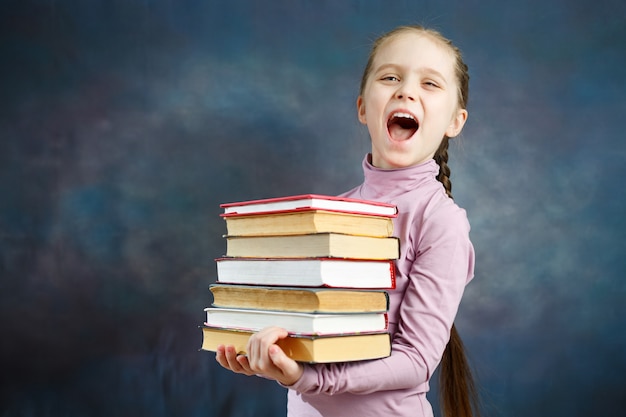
[285,207,474,395]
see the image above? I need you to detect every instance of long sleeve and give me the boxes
[288,200,473,396]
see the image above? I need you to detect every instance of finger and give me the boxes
[223,345,253,375]
[215,344,231,370]
[247,327,288,357]
[235,354,253,373]
[246,327,288,370]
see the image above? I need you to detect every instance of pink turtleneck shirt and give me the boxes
[285,155,475,417]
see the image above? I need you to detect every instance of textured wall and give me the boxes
[1,0,625,415]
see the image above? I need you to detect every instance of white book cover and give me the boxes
[203,307,389,336]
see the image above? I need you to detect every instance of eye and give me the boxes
[380,75,400,82]
[423,80,440,88]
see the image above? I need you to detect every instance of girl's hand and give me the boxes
[215,344,257,376]
[215,326,304,386]
[245,326,304,386]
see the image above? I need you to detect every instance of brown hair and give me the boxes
[359,26,479,417]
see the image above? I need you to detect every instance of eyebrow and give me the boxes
[374,63,449,85]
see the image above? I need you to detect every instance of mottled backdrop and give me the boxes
[1,0,625,416]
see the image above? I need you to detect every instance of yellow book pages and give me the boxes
[210,284,389,313]
[201,327,391,363]
[224,210,394,237]
[225,233,400,260]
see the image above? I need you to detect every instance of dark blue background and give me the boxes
[2,0,625,416]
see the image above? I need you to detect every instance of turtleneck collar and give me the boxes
[358,153,440,201]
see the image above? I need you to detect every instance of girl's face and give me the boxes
[357,32,468,169]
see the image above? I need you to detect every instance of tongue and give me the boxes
[388,122,416,141]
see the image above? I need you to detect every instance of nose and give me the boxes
[395,83,416,101]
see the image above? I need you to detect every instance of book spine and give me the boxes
[389,262,397,289]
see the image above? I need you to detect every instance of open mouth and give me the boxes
[387,111,419,141]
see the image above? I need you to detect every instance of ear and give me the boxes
[356,96,367,125]
[445,109,468,138]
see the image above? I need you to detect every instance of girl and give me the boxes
[216,25,480,417]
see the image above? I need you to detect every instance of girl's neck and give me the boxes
[360,153,440,200]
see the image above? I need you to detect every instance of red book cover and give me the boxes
[221,194,398,218]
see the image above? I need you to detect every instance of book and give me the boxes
[215,257,396,289]
[200,326,391,363]
[203,307,388,335]
[221,194,398,218]
[210,284,390,313]
[222,210,394,237]
[225,233,400,260]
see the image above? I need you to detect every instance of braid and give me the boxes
[434,137,453,199]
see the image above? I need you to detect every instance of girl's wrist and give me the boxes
[279,363,304,387]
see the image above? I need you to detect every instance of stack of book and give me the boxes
[200,194,399,363]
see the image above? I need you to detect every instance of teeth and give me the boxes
[391,112,415,120]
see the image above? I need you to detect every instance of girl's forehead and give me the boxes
[373,32,455,72]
